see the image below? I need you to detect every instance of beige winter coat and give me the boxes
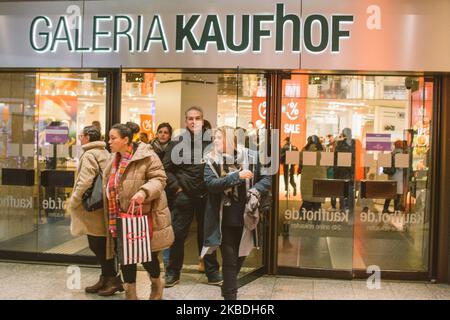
[68,141,110,237]
[103,142,174,260]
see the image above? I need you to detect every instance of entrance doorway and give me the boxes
[120,71,269,282]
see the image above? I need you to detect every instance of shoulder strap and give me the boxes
[207,160,220,178]
[90,153,102,175]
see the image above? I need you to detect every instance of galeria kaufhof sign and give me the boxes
[1,0,450,70]
[29,4,353,54]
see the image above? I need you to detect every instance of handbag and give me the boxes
[82,156,103,212]
[117,200,153,266]
[382,153,397,176]
[382,166,396,175]
[259,190,272,215]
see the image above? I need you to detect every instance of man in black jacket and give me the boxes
[163,106,221,287]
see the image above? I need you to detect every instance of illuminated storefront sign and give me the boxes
[0,0,449,70]
[29,4,353,54]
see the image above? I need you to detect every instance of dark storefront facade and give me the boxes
[1,0,450,285]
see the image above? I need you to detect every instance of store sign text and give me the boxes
[29,4,354,54]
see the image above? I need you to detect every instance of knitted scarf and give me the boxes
[107,144,134,237]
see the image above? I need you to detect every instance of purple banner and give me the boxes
[45,126,69,144]
[366,133,391,151]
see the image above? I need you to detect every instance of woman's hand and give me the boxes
[131,192,146,204]
[239,170,254,180]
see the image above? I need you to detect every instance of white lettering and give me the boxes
[66,265,81,290]
[366,265,381,289]
[366,5,382,30]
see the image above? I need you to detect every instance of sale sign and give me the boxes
[281,74,308,150]
[281,97,306,151]
[140,114,154,140]
[251,96,267,129]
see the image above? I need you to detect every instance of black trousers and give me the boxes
[220,225,246,300]
[167,192,219,277]
[121,252,161,283]
[111,238,161,283]
[301,201,321,212]
[383,195,401,212]
[283,164,297,192]
[87,235,117,278]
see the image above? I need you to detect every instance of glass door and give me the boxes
[120,71,269,280]
[351,77,433,274]
[276,74,354,276]
[276,73,433,278]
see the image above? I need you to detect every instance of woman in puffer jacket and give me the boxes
[103,122,174,300]
[68,125,124,296]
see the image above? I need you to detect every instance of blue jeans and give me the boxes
[166,192,220,277]
[162,248,170,266]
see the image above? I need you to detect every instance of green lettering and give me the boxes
[332,15,353,52]
[74,16,90,52]
[198,15,225,51]
[136,15,142,51]
[93,15,112,52]
[30,16,51,52]
[226,15,250,52]
[304,15,328,53]
[50,16,73,51]
[253,15,274,52]
[144,15,168,52]
[276,3,300,52]
[176,14,200,51]
[114,15,133,52]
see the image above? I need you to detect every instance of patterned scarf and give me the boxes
[107,144,134,237]
[220,152,241,203]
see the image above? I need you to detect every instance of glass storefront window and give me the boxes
[278,74,432,273]
[36,73,107,255]
[0,73,38,252]
[0,72,107,256]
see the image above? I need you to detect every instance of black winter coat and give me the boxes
[162,129,212,199]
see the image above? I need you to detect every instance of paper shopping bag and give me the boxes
[117,201,152,265]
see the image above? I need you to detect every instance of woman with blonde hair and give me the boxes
[202,126,271,300]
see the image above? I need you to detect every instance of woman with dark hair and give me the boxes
[150,122,174,267]
[68,125,123,296]
[334,128,356,212]
[103,123,174,300]
[150,122,173,160]
[125,121,140,142]
[299,135,327,213]
[139,132,149,144]
[202,126,272,300]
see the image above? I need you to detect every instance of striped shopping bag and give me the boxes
[117,200,153,266]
